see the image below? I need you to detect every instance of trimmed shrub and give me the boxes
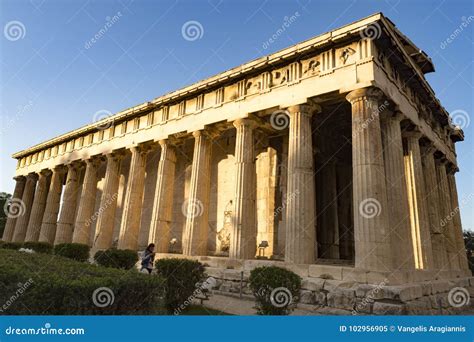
[0,242,23,250]
[23,242,53,254]
[155,258,205,314]
[0,249,164,315]
[54,243,90,262]
[249,266,301,315]
[94,249,138,270]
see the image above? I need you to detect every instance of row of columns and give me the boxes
[2,86,469,275]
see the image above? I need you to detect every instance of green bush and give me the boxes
[54,243,90,262]
[249,266,301,315]
[155,258,205,314]
[0,242,23,250]
[22,241,53,254]
[0,249,164,315]
[94,249,138,270]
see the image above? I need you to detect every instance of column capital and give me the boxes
[420,141,437,156]
[105,151,125,163]
[39,169,52,178]
[26,173,38,181]
[346,86,385,103]
[85,157,102,168]
[286,102,321,117]
[13,175,26,182]
[233,118,258,129]
[52,165,67,175]
[403,129,423,141]
[130,144,152,156]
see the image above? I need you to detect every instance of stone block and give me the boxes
[405,297,433,315]
[353,298,373,314]
[323,279,357,293]
[301,277,325,292]
[341,267,368,283]
[381,284,423,302]
[314,291,327,306]
[355,284,385,300]
[420,282,432,296]
[326,289,356,310]
[308,264,343,280]
[430,280,450,294]
[299,290,314,304]
[372,302,405,315]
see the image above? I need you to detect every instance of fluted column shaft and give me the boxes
[149,140,177,253]
[421,146,448,270]
[284,104,317,264]
[346,87,391,271]
[404,134,434,269]
[380,113,415,270]
[72,159,100,245]
[436,160,459,270]
[2,176,26,241]
[55,164,81,244]
[118,147,149,250]
[12,174,38,242]
[93,153,122,250]
[39,167,65,243]
[447,170,468,270]
[230,118,257,259]
[25,171,51,242]
[183,130,212,256]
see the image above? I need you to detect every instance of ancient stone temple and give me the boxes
[3,13,472,314]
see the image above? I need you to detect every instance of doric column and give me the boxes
[118,146,149,250]
[435,158,460,270]
[346,87,391,271]
[54,164,81,244]
[25,170,51,242]
[404,132,434,270]
[72,158,100,245]
[93,153,122,251]
[182,130,212,256]
[39,167,66,243]
[420,144,448,270]
[446,169,469,271]
[2,176,26,241]
[284,103,318,264]
[149,140,177,253]
[380,111,415,270]
[230,118,257,259]
[12,173,38,242]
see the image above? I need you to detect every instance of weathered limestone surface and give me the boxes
[380,112,414,270]
[182,131,212,256]
[285,104,317,264]
[24,171,51,242]
[346,87,391,272]
[2,176,26,242]
[12,174,38,242]
[55,164,81,244]
[230,118,257,259]
[149,140,176,253]
[72,159,100,245]
[39,167,65,243]
[93,153,122,250]
[118,146,149,250]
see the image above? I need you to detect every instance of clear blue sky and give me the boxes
[1,0,473,228]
